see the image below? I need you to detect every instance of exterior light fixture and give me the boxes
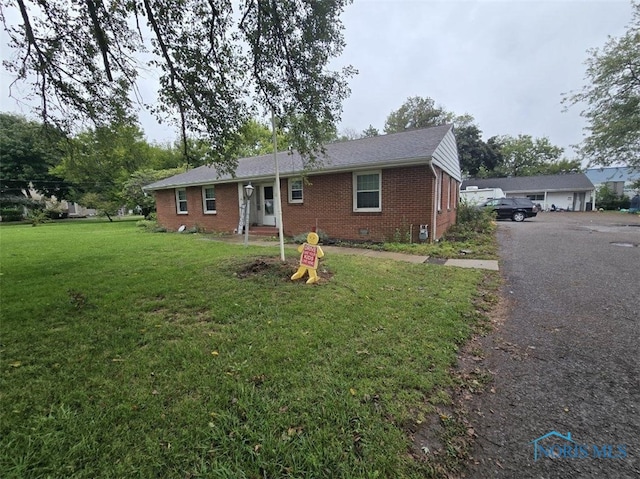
[243,183,254,246]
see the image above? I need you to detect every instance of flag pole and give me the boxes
[272,108,286,262]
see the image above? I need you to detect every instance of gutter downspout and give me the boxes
[429,161,438,242]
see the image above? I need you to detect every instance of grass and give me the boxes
[1,220,494,478]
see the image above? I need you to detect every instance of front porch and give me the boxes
[246,225,281,237]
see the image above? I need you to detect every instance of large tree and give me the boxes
[1,1,355,171]
[564,1,640,168]
[455,124,502,177]
[383,96,455,133]
[490,134,566,177]
[53,121,151,220]
[0,113,69,203]
[122,167,186,217]
[361,125,380,138]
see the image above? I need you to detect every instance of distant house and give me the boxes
[144,124,461,242]
[585,167,640,198]
[28,187,96,218]
[461,173,596,211]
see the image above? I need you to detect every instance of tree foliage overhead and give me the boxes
[1,0,356,171]
[565,1,640,168]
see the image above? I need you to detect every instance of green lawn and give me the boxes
[1,220,491,478]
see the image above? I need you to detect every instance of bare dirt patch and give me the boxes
[234,256,334,282]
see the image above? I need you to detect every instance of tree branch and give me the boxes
[85,0,113,81]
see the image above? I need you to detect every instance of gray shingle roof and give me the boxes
[145,124,456,190]
[461,173,594,193]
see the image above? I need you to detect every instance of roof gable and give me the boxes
[145,124,460,190]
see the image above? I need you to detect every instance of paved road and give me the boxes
[465,212,640,478]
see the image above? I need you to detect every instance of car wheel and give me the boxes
[512,211,525,222]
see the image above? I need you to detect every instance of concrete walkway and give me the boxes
[207,235,499,271]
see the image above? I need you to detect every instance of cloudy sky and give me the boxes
[335,0,633,158]
[1,0,634,160]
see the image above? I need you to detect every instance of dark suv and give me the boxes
[481,197,538,222]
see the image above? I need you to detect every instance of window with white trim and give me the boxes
[353,171,381,212]
[526,194,545,201]
[453,181,458,209]
[447,176,451,210]
[436,171,442,211]
[176,188,188,214]
[288,178,303,203]
[202,186,216,213]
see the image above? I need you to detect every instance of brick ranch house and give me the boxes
[144,124,461,243]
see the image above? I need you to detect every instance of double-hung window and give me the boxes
[436,171,443,212]
[353,171,381,212]
[288,178,303,203]
[176,188,188,214]
[202,186,216,213]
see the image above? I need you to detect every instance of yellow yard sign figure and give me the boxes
[291,232,325,284]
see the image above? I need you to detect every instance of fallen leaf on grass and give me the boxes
[281,426,304,441]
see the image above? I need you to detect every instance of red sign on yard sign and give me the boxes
[300,244,318,268]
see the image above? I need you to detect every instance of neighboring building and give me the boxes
[585,167,640,198]
[144,124,461,242]
[28,187,96,217]
[461,173,596,211]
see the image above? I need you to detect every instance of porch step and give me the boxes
[249,226,280,237]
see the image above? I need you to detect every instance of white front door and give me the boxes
[261,185,276,226]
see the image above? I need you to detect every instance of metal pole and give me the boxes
[243,197,250,247]
[272,109,286,262]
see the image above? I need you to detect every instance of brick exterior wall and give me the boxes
[154,183,240,233]
[154,164,458,242]
[434,170,459,240]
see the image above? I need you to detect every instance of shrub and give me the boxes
[292,229,329,244]
[136,219,167,232]
[391,217,412,243]
[0,207,24,222]
[28,209,50,226]
[444,201,495,242]
[43,208,68,219]
[596,185,631,210]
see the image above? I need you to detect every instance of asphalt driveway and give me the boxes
[465,212,640,478]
